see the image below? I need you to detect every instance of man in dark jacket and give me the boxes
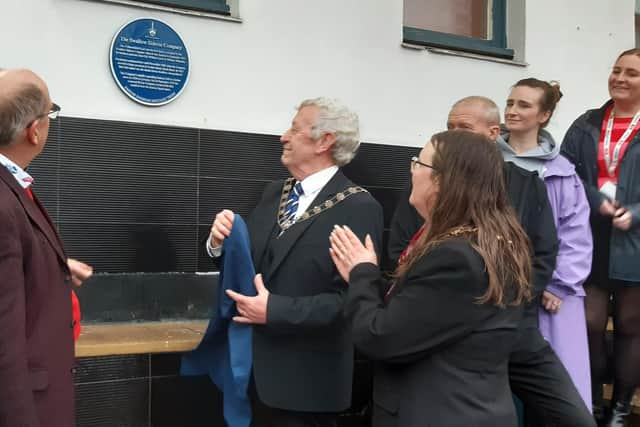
[388,96,595,426]
[208,98,383,427]
[0,69,92,427]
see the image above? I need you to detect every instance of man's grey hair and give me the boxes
[0,81,47,146]
[298,97,360,167]
[451,96,501,126]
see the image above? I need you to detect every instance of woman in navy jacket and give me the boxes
[330,130,532,427]
[561,48,640,426]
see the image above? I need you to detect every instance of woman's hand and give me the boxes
[541,290,562,314]
[599,199,618,217]
[329,225,377,283]
[612,207,633,231]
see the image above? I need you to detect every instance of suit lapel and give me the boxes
[0,167,67,265]
[262,171,350,283]
[251,186,282,271]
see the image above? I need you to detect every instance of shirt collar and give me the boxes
[298,165,338,196]
[0,153,33,189]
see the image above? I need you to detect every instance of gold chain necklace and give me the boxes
[443,225,479,238]
[277,178,367,233]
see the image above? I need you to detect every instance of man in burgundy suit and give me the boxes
[0,69,92,427]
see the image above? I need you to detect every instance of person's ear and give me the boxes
[25,120,42,146]
[315,131,336,154]
[539,110,551,126]
[488,125,501,141]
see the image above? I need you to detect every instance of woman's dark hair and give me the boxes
[513,78,563,128]
[396,130,532,306]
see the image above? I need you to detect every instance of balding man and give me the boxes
[387,96,595,426]
[0,69,91,427]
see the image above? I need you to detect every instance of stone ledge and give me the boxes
[75,320,207,357]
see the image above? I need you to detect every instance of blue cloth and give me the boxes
[181,214,256,427]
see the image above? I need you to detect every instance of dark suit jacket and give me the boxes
[347,239,522,427]
[0,167,75,427]
[245,170,383,412]
[384,163,590,426]
[561,100,640,283]
[387,161,558,327]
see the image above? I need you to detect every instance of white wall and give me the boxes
[0,0,634,147]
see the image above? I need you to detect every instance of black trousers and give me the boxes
[249,378,338,427]
[251,404,337,427]
[509,327,595,427]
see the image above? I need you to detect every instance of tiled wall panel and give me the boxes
[28,116,413,274]
[29,116,421,427]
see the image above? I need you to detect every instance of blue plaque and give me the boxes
[110,18,190,106]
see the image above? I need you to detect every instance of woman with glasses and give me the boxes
[562,48,640,426]
[496,78,593,419]
[329,130,531,427]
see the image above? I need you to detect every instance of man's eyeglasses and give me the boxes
[42,102,61,120]
[411,156,436,171]
[27,102,61,129]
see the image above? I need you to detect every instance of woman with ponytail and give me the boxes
[497,78,593,416]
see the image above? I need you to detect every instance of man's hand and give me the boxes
[210,209,235,249]
[541,290,562,314]
[67,258,93,287]
[329,225,377,283]
[226,274,269,324]
[612,207,633,231]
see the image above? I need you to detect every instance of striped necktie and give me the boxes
[283,182,304,225]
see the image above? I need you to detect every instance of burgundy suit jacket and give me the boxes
[0,166,75,427]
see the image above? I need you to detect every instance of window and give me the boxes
[138,0,230,14]
[636,0,640,47]
[403,0,513,59]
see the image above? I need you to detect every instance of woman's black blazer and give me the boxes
[346,238,523,427]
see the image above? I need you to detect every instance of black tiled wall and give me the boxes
[28,116,417,274]
[75,353,372,427]
[74,354,224,427]
[29,117,419,426]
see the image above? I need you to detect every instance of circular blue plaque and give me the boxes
[110,18,190,106]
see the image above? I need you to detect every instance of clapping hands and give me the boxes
[329,225,377,283]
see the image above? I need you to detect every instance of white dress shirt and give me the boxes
[292,165,338,219]
[207,165,339,257]
[0,153,34,188]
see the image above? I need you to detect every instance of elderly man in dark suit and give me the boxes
[0,69,92,427]
[208,98,383,427]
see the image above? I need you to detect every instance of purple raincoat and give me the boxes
[498,131,593,410]
[539,155,593,410]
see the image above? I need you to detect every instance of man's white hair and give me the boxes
[298,97,360,167]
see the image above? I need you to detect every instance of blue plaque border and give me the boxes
[109,17,191,107]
